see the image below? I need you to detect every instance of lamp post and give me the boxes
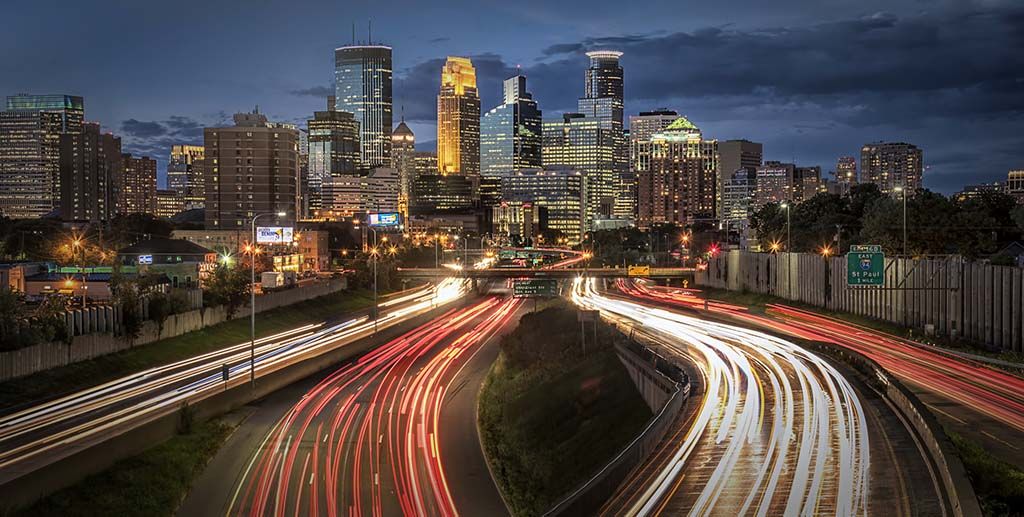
[249,211,286,389]
[781,202,791,299]
[371,228,379,335]
[894,186,907,256]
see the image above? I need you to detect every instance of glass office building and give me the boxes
[437,57,480,176]
[480,75,542,178]
[501,166,586,244]
[335,45,393,168]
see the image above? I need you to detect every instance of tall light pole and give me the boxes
[371,228,379,335]
[781,202,792,299]
[249,211,286,389]
[894,186,907,256]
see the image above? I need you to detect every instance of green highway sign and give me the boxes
[513,279,559,298]
[847,245,885,286]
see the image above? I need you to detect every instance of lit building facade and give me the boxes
[637,117,719,228]
[334,45,393,167]
[860,142,923,194]
[722,168,757,229]
[203,110,299,229]
[413,151,437,176]
[543,51,626,226]
[120,154,157,215]
[410,174,475,214]
[437,57,480,176]
[59,122,121,222]
[307,97,361,216]
[1007,169,1024,204]
[480,75,542,177]
[362,167,400,213]
[718,140,763,218]
[392,120,415,216]
[155,189,186,219]
[836,156,857,185]
[167,144,205,209]
[0,94,84,218]
[501,166,586,244]
[752,161,821,209]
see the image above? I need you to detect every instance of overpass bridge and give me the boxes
[396,267,694,279]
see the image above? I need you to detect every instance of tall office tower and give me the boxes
[335,45,393,167]
[307,97,361,216]
[203,110,299,229]
[120,154,157,215]
[501,167,586,245]
[1007,169,1024,204]
[167,145,205,210]
[480,75,542,177]
[543,51,626,226]
[322,173,362,217]
[410,174,476,214]
[718,140,763,218]
[753,161,796,209]
[794,165,822,201]
[0,94,84,218]
[437,57,481,176]
[362,167,400,213]
[629,109,679,220]
[637,117,718,228]
[836,156,857,185]
[860,142,923,194]
[59,122,122,222]
[391,120,415,217]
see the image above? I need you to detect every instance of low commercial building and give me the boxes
[117,237,217,288]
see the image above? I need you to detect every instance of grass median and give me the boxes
[478,301,652,516]
[15,411,234,517]
[0,287,379,412]
[947,431,1024,515]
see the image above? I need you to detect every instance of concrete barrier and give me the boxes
[0,296,469,511]
[544,334,689,516]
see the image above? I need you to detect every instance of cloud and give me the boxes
[121,119,167,138]
[427,37,450,43]
[289,85,334,97]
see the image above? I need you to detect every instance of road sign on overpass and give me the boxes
[847,245,884,286]
[513,279,559,298]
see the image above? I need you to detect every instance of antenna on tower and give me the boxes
[401,105,405,123]
[368,20,372,44]
[351,23,355,45]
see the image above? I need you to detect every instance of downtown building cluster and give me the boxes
[5,39,1023,249]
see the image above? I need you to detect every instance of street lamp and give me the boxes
[894,186,907,256]
[249,211,286,389]
[780,202,792,299]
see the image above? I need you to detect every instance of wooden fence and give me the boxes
[696,251,1024,353]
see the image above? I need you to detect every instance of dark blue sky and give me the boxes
[2,0,1020,193]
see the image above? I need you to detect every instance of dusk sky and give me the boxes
[2,0,1020,193]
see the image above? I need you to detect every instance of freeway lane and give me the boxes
[625,279,1024,469]
[573,278,944,516]
[0,280,470,487]
[221,295,520,516]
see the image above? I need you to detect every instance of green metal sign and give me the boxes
[513,279,559,298]
[847,245,884,286]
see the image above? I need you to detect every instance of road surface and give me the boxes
[200,295,520,517]
[573,278,945,516]
[0,280,470,487]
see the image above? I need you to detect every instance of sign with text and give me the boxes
[137,254,153,265]
[368,212,401,227]
[627,265,651,277]
[847,245,884,286]
[513,279,558,298]
[256,226,294,244]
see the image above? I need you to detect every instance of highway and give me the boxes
[0,279,470,487]
[218,295,520,516]
[572,278,944,516]
[625,279,1024,469]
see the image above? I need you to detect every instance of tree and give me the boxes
[148,290,190,336]
[204,263,251,317]
[107,213,174,249]
[1013,205,1024,234]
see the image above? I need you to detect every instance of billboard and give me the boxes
[368,212,401,227]
[256,226,294,244]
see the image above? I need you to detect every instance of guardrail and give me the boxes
[543,332,689,516]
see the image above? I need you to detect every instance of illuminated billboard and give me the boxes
[256,226,294,244]
[367,212,401,227]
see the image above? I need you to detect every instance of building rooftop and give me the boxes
[118,237,213,256]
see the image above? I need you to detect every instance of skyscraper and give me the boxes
[629,109,679,220]
[860,142,923,194]
[167,144,205,210]
[480,75,542,177]
[718,140,763,218]
[203,110,299,229]
[0,94,84,218]
[543,51,626,227]
[437,57,481,176]
[391,120,415,217]
[637,116,718,228]
[307,97,361,216]
[120,154,157,215]
[335,45,393,167]
[59,122,121,222]
[501,167,587,245]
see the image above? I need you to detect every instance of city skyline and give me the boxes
[1,1,1019,194]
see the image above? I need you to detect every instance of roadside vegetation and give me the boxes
[948,431,1024,516]
[15,412,233,517]
[478,301,652,516]
[0,287,378,412]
